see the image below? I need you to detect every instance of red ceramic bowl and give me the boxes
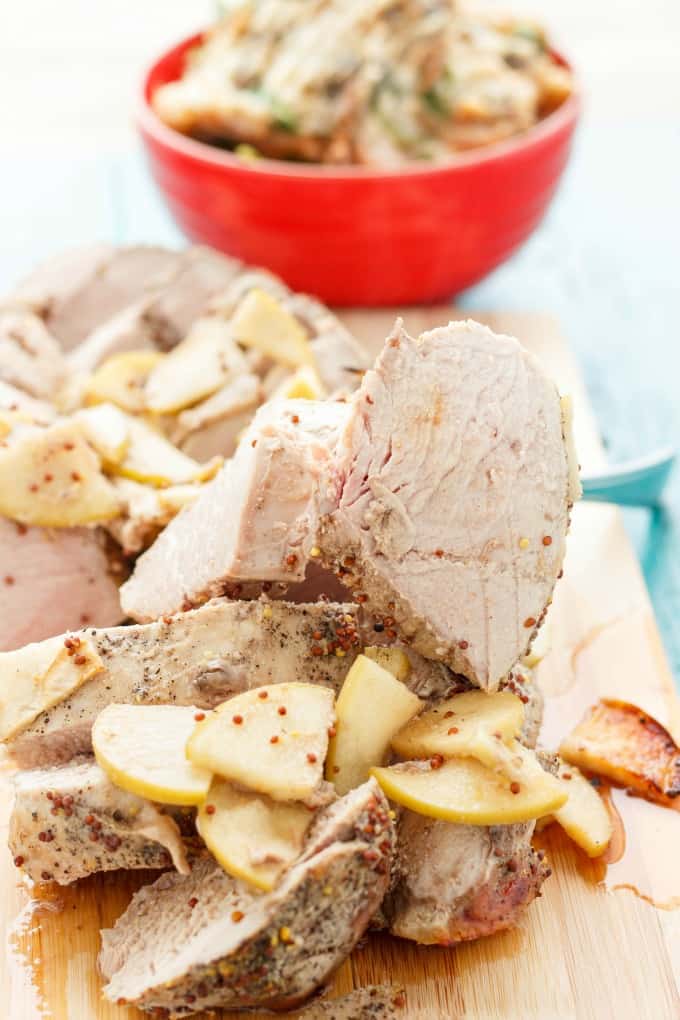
[139,33,580,306]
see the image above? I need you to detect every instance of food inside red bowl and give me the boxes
[152,0,573,168]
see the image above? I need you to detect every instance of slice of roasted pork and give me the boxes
[121,399,348,622]
[2,599,362,767]
[7,245,182,350]
[381,667,548,945]
[321,318,579,689]
[67,246,243,372]
[100,779,395,1015]
[0,309,68,400]
[383,811,548,945]
[121,319,576,691]
[294,986,406,1019]
[9,758,188,884]
[0,517,123,652]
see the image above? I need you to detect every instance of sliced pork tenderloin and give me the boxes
[9,758,188,884]
[7,245,182,350]
[67,296,161,375]
[3,599,363,767]
[171,372,262,461]
[294,987,406,1019]
[321,319,579,690]
[0,517,123,652]
[381,661,546,945]
[141,245,242,351]
[100,779,395,1015]
[120,319,575,689]
[121,399,348,622]
[0,309,68,400]
[67,246,242,371]
[383,811,548,945]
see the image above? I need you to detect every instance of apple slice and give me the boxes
[0,635,104,741]
[0,419,120,526]
[145,318,249,414]
[113,416,221,487]
[552,761,612,857]
[92,704,212,806]
[363,646,412,683]
[372,749,567,826]
[326,654,422,795]
[391,689,524,770]
[274,365,327,401]
[560,698,680,806]
[231,288,314,368]
[187,683,335,801]
[75,403,130,464]
[197,778,312,891]
[84,350,165,413]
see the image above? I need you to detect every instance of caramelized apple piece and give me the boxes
[560,699,680,806]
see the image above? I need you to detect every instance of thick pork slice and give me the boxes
[0,517,123,652]
[384,811,548,944]
[100,779,395,1015]
[9,759,188,884]
[3,599,362,767]
[7,245,182,350]
[121,399,348,622]
[0,309,68,400]
[68,246,243,372]
[322,319,579,689]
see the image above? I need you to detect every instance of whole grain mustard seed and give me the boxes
[523,616,536,628]
[231,910,244,923]
[542,535,553,546]
[278,706,287,716]
[519,537,530,549]
[232,714,243,725]
[258,690,269,699]
[510,782,521,795]
[262,604,273,619]
[279,926,294,944]
[310,546,321,558]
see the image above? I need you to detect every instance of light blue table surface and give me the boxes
[1,114,678,683]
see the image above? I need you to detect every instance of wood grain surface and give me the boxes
[1,309,678,1020]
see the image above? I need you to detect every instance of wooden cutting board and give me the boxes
[1,309,679,1020]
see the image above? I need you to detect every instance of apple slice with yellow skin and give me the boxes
[0,419,120,526]
[391,689,524,771]
[75,403,130,464]
[113,416,222,487]
[231,288,314,368]
[84,350,165,413]
[326,655,422,796]
[551,761,613,857]
[274,365,327,401]
[187,683,335,802]
[363,645,412,683]
[145,318,248,414]
[92,704,212,806]
[197,779,312,891]
[372,747,567,826]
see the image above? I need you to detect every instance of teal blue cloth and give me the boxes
[1,116,678,683]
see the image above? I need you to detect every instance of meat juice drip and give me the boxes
[536,610,680,911]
